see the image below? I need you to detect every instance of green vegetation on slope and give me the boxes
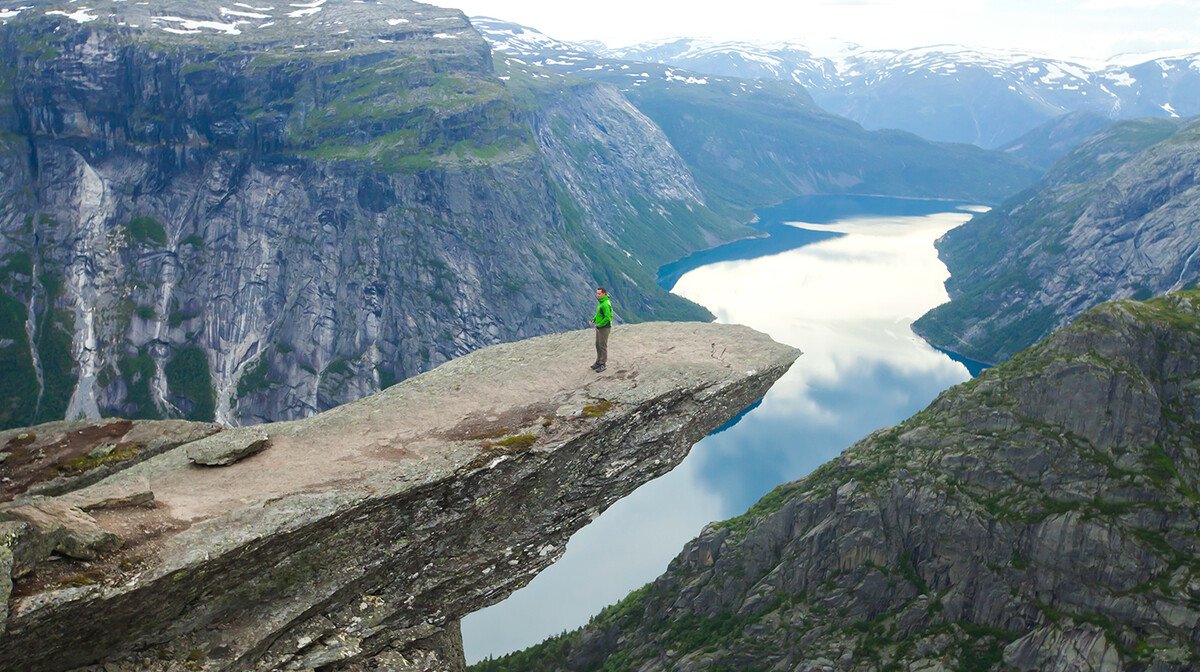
[0,293,36,428]
[552,185,714,323]
[576,67,1040,214]
[164,345,214,422]
[117,352,160,420]
[914,116,1192,364]
[34,270,76,424]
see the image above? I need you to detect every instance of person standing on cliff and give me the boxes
[590,287,614,372]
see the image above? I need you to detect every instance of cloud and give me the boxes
[1077,0,1185,8]
[1102,27,1200,56]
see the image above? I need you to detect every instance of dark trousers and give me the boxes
[595,326,610,366]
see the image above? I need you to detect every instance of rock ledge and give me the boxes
[0,322,798,672]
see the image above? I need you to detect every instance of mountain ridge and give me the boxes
[913,115,1200,365]
[499,25,1200,148]
[473,18,1041,214]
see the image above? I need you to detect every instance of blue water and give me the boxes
[463,195,985,663]
[657,194,977,291]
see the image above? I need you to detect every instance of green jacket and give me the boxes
[594,295,613,328]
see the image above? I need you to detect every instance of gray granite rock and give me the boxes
[1,419,221,502]
[916,117,1200,364]
[0,321,798,672]
[186,430,270,467]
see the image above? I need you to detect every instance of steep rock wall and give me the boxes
[0,0,744,429]
[915,116,1200,364]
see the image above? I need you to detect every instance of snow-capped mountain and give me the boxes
[473,19,1200,148]
[607,38,1200,147]
[472,18,1039,212]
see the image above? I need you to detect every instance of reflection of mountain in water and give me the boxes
[656,194,977,290]
[465,196,979,663]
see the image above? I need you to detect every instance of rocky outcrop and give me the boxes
[185,428,269,467]
[478,292,1200,672]
[915,116,1199,364]
[0,418,221,501]
[998,110,1114,171]
[0,0,746,430]
[0,321,800,672]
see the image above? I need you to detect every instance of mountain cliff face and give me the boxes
[914,116,1199,365]
[0,0,746,429]
[0,322,800,672]
[474,292,1200,672]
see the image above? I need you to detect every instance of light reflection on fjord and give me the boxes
[463,200,983,663]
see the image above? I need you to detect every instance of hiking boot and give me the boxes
[595,365,606,373]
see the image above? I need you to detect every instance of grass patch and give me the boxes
[164,346,214,421]
[126,216,167,246]
[60,442,142,474]
[717,481,805,534]
[0,293,37,429]
[179,234,205,249]
[116,352,159,420]
[488,434,537,450]
[236,358,274,399]
[35,304,76,424]
[582,400,613,417]
[167,308,199,328]
[466,434,539,470]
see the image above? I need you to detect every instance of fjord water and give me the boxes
[462,196,987,663]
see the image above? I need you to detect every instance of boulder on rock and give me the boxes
[186,430,271,467]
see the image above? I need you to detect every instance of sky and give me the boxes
[424,0,1200,61]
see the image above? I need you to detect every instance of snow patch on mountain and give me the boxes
[471,16,1200,147]
[47,7,98,23]
[0,6,32,21]
[154,15,246,35]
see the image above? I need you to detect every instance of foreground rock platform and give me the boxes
[0,322,799,672]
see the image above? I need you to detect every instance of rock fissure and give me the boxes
[0,321,799,671]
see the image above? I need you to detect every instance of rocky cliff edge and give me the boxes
[479,292,1200,672]
[0,321,799,672]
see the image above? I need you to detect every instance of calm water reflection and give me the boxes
[462,197,985,663]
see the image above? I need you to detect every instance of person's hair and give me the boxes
[597,287,607,295]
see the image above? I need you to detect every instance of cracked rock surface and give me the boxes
[0,321,799,672]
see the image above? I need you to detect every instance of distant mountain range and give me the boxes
[476,19,1200,148]
[475,17,1040,213]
